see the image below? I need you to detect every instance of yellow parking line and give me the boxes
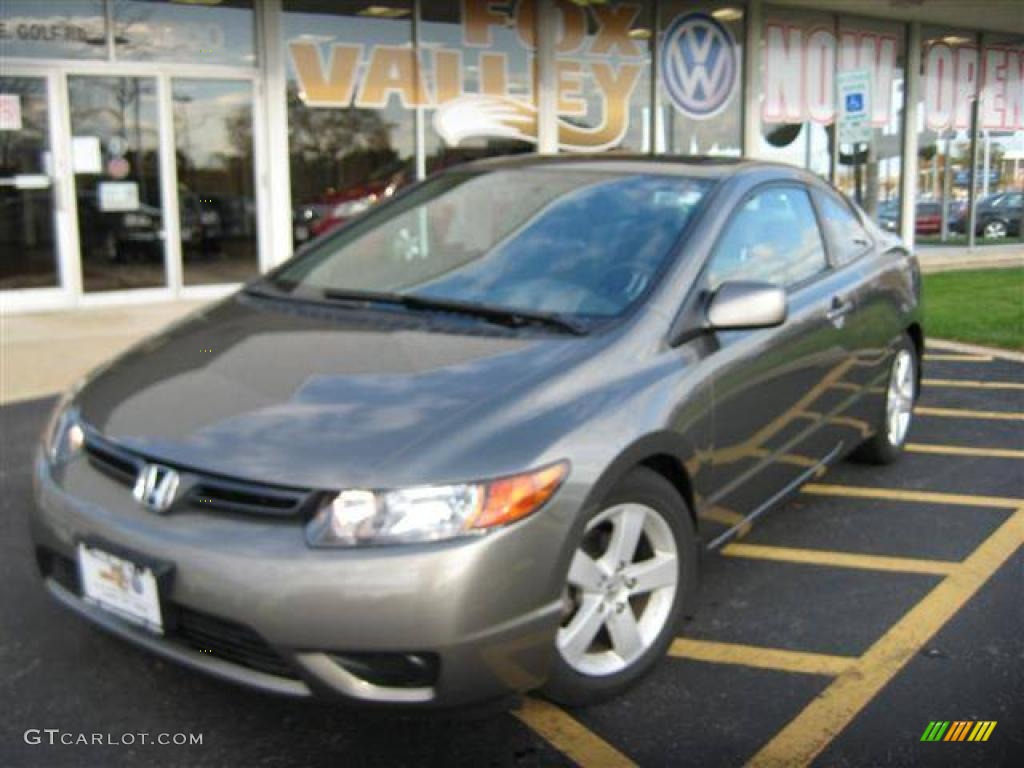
[668,638,854,677]
[906,442,1024,460]
[923,378,1024,391]
[514,698,636,768]
[748,508,1023,767]
[802,483,1023,509]
[923,353,993,362]
[916,406,1024,421]
[721,542,957,575]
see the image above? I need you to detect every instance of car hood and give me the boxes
[75,293,593,489]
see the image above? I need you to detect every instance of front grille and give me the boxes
[189,477,312,518]
[39,549,298,681]
[81,427,316,519]
[84,434,141,485]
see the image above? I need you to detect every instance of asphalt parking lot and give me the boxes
[1,346,1021,767]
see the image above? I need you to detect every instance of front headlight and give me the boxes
[43,397,84,465]
[306,462,568,547]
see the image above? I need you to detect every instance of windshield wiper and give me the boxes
[321,288,588,336]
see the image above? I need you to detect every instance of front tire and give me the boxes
[543,467,697,706]
[852,333,917,464]
[983,219,1008,239]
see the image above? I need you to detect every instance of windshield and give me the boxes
[271,169,713,319]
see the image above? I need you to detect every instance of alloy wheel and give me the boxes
[557,503,679,676]
[983,220,1007,239]
[886,349,915,447]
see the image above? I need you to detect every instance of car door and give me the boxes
[812,188,894,448]
[700,184,848,545]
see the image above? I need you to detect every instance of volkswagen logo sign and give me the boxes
[132,463,180,513]
[661,12,738,120]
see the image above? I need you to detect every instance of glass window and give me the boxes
[562,1,652,152]
[283,1,415,249]
[758,7,834,177]
[975,32,1023,244]
[833,17,905,224]
[420,0,535,173]
[708,186,828,289]
[914,27,978,245]
[815,189,871,265]
[113,0,255,66]
[757,8,907,227]
[0,1,107,60]
[68,76,165,293]
[658,2,744,156]
[0,76,60,289]
[274,170,713,318]
[173,80,258,286]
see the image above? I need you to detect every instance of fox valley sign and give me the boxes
[287,2,1024,152]
[289,0,646,151]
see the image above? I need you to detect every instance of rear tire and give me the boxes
[851,333,917,465]
[542,467,697,707]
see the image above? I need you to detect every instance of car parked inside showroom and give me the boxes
[33,155,922,707]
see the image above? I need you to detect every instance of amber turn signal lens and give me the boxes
[471,462,568,530]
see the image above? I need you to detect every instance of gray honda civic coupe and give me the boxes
[32,156,922,708]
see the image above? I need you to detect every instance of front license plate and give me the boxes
[78,543,164,634]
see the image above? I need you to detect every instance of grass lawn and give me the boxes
[923,267,1024,351]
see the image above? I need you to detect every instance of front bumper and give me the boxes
[31,455,571,707]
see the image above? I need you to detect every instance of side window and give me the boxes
[707,186,828,291]
[816,191,871,266]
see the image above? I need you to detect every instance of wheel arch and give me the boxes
[580,433,701,532]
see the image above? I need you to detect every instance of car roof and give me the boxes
[452,153,819,182]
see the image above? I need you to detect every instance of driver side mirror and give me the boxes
[706,281,787,331]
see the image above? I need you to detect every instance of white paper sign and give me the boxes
[0,94,21,131]
[837,69,873,145]
[98,181,140,212]
[72,136,102,174]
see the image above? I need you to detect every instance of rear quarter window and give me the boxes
[815,190,872,266]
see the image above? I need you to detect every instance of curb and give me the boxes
[918,253,1023,274]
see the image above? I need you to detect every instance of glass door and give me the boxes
[0,75,61,291]
[67,75,167,293]
[171,79,259,286]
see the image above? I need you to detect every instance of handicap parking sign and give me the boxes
[837,69,873,144]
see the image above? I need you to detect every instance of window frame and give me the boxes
[699,180,834,296]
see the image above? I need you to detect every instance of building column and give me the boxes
[412,0,426,181]
[899,21,921,249]
[535,0,559,154]
[258,0,293,269]
[742,0,763,158]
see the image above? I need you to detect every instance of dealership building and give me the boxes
[1,0,1022,312]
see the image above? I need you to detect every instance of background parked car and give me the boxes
[878,200,960,235]
[949,190,1023,238]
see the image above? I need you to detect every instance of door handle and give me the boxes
[826,296,854,325]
